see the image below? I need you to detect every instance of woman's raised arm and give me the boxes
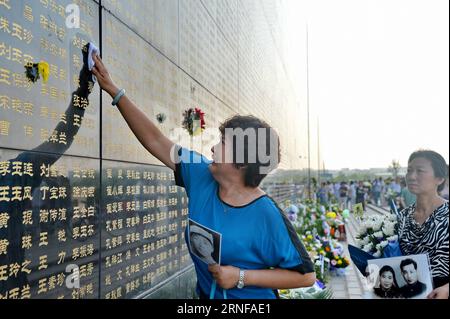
[92,54,176,170]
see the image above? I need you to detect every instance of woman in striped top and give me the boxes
[398,150,449,299]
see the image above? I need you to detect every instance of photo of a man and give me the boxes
[399,258,427,298]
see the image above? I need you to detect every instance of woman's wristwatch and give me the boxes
[236,269,245,289]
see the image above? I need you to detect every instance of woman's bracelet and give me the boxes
[112,88,125,106]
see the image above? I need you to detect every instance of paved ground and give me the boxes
[328,204,389,299]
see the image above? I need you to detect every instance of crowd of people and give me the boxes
[315,174,449,212]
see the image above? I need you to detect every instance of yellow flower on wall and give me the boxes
[38,61,50,83]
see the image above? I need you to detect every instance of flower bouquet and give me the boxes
[321,239,350,276]
[25,61,50,83]
[355,213,400,258]
[182,107,205,136]
[302,233,350,279]
[350,213,403,276]
[279,281,333,299]
[300,233,330,283]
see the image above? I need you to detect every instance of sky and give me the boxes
[282,0,449,170]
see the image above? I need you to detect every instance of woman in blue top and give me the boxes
[92,55,316,299]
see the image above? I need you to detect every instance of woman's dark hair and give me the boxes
[379,265,399,289]
[408,150,448,192]
[219,115,281,187]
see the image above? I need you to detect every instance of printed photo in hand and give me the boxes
[366,254,433,299]
[188,219,222,265]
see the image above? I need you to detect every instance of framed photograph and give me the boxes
[188,219,222,265]
[366,254,433,299]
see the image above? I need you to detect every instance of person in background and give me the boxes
[326,181,334,202]
[400,177,416,210]
[347,181,355,210]
[333,182,341,203]
[391,178,402,197]
[317,182,329,206]
[372,178,383,207]
[379,178,386,206]
[338,182,348,210]
[387,178,401,213]
[355,181,366,211]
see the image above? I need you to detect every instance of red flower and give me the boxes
[182,107,206,136]
[195,108,206,129]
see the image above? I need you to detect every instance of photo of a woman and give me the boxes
[373,265,402,298]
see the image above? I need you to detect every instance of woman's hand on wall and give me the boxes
[92,54,119,97]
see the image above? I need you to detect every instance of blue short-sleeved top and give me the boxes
[174,147,314,299]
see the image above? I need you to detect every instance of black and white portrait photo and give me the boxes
[188,219,222,265]
[366,254,433,299]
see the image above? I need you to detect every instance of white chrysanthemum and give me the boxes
[374,231,384,238]
[371,215,382,223]
[364,221,373,229]
[380,240,389,248]
[362,236,370,245]
[358,236,367,246]
[356,239,363,247]
[388,235,399,242]
[388,214,397,222]
[382,223,395,236]
[373,251,382,258]
[373,220,383,231]
[363,243,373,252]
[383,219,392,226]
[359,224,367,233]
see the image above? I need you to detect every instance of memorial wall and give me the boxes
[0,0,308,299]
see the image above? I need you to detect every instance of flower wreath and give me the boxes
[182,107,205,136]
[25,61,50,83]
